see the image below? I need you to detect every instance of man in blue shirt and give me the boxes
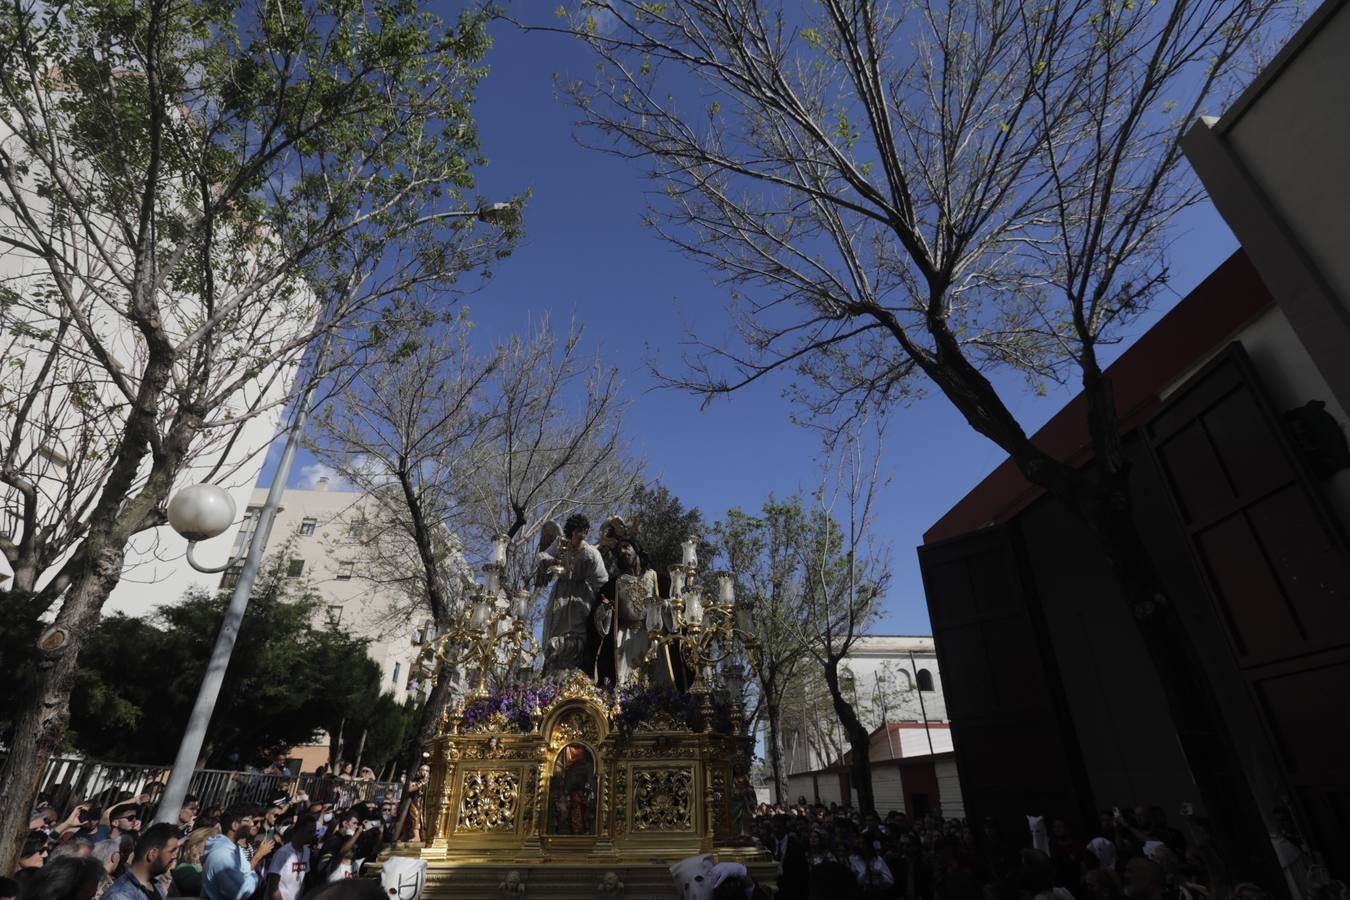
[202,805,277,900]
[103,823,179,900]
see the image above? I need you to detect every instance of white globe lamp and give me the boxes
[167,484,237,541]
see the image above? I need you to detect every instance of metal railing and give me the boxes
[31,756,403,815]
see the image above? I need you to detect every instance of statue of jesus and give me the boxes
[593,535,676,688]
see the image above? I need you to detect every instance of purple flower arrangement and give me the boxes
[615,681,700,736]
[456,677,739,738]
[460,680,562,732]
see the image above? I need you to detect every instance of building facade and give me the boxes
[228,482,424,703]
[919,251,1350,880]
[779,635,962,816]
[781,635,949,776]
[917,4,1350,880]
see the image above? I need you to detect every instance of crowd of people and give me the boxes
[9,769,1347,900]
[4,766,416,900]
[745,800,1347,900]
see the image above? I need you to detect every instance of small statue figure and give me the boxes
[594,536,675,688]
[596,870,625,897]
[730,764,756,840]
[499,869,526,897]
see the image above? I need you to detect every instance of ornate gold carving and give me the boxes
[552,670,605,705]
[435,740,459,842]
[549,707,600,749]
[635,710,691,733]
[614,767,628,836]
[632,768,693,832]
[532,759,548,836]
[458,743,537,761]
[627,743,697,759]
[462,710,513,734]
[598,760,611,839]
[521,767,538,832]
[456,770,519,832]
[539,671,620,722]
[709,767,727,835]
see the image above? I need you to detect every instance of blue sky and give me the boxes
[266,16,1241,636]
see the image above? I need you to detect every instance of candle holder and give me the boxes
[423,549,538,700]
[645,541,759,734]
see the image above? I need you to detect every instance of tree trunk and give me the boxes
[764,687,789,804]
[0,545,123,870]
[822,657,874,816]
[1076,366,1282,892]
[414,658,456,753]
[0,334,192,869]
[1084,483,1285,892]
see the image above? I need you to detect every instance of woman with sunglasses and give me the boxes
[12,830,52,894]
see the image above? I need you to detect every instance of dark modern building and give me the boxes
[918,251,1350,877]
[917,4,1350,879]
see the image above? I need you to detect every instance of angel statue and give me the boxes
[537,513,608,678]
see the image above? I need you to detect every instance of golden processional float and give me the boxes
[407,528,776,898]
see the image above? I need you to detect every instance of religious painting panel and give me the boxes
[546,743,598,836]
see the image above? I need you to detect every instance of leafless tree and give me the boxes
[0,0,514,863]
[798,421,890,815]
[713,422,889,808]
[777,657,915,796]
[539,0,1297,877]
[307,311,497,745]
[457,315,641,588]
[308,312,641,745]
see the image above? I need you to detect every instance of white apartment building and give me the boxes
[782,634,950,776]
[0,115,301,617]
[226,482,422,702]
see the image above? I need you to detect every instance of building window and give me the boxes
[287,558,305,577]
[916,668,935,692]
[336,561,354,581]
[392,661,402,686]
[840,669,856,702]
[327,605,343,624]
[220,563,244,590]
[299,517,317,536]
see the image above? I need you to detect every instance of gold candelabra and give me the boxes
[646,538,760,733]
[423,537,537,701]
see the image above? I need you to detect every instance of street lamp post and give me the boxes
[153,201,518,825]
[153,336,329,825]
